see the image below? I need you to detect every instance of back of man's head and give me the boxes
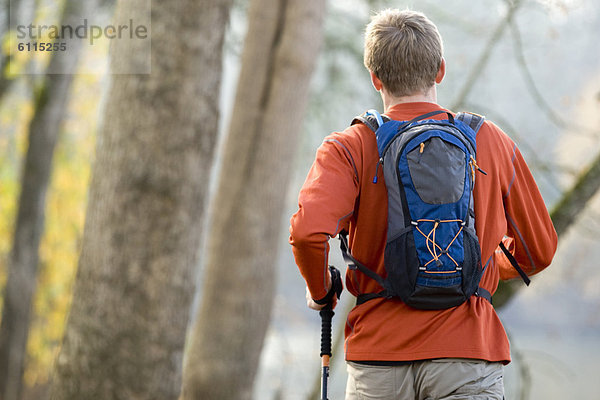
[364,9,443,98]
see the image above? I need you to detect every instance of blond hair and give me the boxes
[364,9,443,97]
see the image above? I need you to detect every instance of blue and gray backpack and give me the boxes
[339,110,529,310]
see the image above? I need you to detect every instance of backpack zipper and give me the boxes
[372,121,477,184]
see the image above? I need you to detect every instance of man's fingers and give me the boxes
[306,286,323,310]
[305,286,338,310]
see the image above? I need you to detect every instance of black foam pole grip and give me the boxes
[319,307,334,357]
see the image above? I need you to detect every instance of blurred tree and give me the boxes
[550,153,600,238]
[48,0,232,399]
[486,2,600,308]
[0,0,8,61]
[0,0,15,98]
[494,150,600,307]
[0,0,36,101]
[0,1,95,399]
[450,0,523,111]
[181,0,325,399]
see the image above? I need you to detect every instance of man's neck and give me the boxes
[381,85,438,112]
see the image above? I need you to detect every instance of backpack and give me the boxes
[339,109,530,310]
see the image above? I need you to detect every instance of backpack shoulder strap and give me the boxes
[499,241,531,286]
[456,112,485,133]
[338,231,387,292]
[351,109,390,132]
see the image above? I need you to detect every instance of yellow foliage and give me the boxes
[23,68,100,387]
[0,0,103,388]
[0,49,103,391]
[0,87,34,295]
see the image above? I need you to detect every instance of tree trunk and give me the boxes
[494,149,600,308]
[181,1,325,399]
[0,1,93,398]
[0,0,9,68]
[48,0,231,399]
[0,0,36,102]
[549,150,600,238]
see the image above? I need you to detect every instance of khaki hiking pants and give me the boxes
[346,359,504,400]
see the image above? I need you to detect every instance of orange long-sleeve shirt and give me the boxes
[289,102,557,363]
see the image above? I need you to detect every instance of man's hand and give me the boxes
[306,286,337,310]
[305,266,343,310]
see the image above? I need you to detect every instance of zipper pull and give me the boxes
[470,156,487,176]
[373,158,383,183]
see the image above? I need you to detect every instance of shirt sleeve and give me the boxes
[498,143,557,279]
[289,134,360,301]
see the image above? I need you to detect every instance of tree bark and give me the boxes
[0,1,93,398]
[48,0,231,399]
[181,1,325,399]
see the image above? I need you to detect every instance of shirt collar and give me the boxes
[384,102,450,121]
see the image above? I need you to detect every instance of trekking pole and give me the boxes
[320,303,334,400]
[319,266,342,400]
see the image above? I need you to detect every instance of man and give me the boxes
[289,9,557,400]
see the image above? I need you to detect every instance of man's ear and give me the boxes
[370,70,383,91]
[435,58,446,84]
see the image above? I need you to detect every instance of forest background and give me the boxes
[0,0,599,399]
